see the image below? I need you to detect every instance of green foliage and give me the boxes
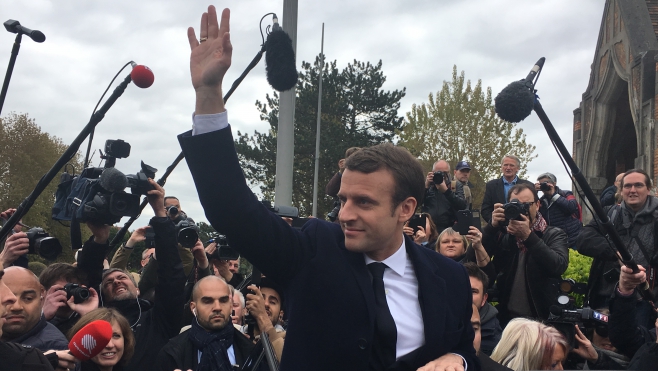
[235,55,406,218]
[398,66,537,208]
[0,112,86,263]
[562,249,593,308]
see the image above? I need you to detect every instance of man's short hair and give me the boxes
[432,160,451,172]
[39,263,88,290]
[622,169,652,189]
[507,183,539,202]
[463,262,489,290]
[163,196,179,204]
[537,172,557,184]
[345,143,425,210]
[501,154,520,168]
[344,147,361,158]
[233,289,245,308]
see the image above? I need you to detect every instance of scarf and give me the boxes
[516,211,547,252]
[188,316,235,371]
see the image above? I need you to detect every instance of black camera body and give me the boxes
[540,181,552,192]
[327,199,340,222]
[432,171,451,186]
[503,198,530,222]
[207,235,239,261]
[63,283,90,304]
[172,212,199,248]
[24,227,62,260]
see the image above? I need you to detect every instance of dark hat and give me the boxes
[456,161,471,171]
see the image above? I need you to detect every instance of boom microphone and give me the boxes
[68,320,113,361]
[129,62,154,88]
[3,20,45,43]
[494,57,546,123]
[265,14,298,92]
[99,167,128,193]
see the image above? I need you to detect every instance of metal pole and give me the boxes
[274,0,298,207]
[0,33,22,116]
[311,24,325,217]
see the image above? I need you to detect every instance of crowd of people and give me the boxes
[2,4,658,371]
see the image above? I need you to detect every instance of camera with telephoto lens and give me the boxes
[171,211,199,248]
[207,234,239,261]
[540,182,552,192]
[503,198,531,222]
[63,283,90,304]
[25,227,62,260]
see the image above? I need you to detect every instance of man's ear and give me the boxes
[190,301,196,315]
[397,197,417,222]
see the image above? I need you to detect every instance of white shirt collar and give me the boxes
[364,236,407,277]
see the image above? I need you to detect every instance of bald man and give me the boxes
[155,275,262,371]
[1,267,68,351]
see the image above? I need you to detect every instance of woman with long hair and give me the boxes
[491,318,569,370]
[68,308,135,371]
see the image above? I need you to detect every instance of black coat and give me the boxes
[155,328,258,371]
[481,177,533,224]
[482,223,569,324]
[179,127,479,371]
[77,217,186,371]
[421,185,467,233]
[0,341,54,371]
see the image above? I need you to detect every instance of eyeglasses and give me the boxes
[623,182,646,190]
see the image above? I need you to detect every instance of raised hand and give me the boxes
[188,6,232,114]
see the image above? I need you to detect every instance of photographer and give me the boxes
[0,208,29,269]
[453,161,474,210]
[482,183,569,325]
[421,160,467,233]
[39,263,97,335]
[243,278,286,361]
[481,155,533,224]
[109,225,155,284]
[577,169,658,314]
[535,172,582,248]
[76,178,186,370]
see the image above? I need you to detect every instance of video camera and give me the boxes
[547,278,608,349]
[52,139,157,226]
[207,234,239,261]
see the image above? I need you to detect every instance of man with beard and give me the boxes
[77,179,186,370]
[155,275,259,371]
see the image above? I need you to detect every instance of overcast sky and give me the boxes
[1,0,604,230]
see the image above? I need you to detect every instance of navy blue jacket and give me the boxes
[179,127,478,371]
[539,187,582,247]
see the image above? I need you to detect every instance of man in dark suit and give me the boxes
[178,6,477,371]
[481,155,533,224]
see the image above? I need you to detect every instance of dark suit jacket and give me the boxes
[178,127,478,371]
[481,177,533,223]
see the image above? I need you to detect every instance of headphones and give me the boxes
[192,308,197,317]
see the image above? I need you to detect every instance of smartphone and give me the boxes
[144,226,156,248]
[408,213,427,234]
[471,209,482,231]
[455,210,472,235]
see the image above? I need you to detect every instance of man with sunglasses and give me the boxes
[482,183,569,325]
[578,169,658,317]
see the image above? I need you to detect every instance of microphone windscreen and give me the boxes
[30,30,46,43]
[265,29,298,92]
[131,65,154,88]
[68,320,113,361]
[494,80,535,123]
[99,167,128,193]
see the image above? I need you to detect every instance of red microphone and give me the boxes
[130,62,154,88]
[68,320,113,361]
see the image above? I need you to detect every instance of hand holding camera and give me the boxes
[490,203,506,228]
[537,181,555,196]
[507,214,531,241]
[43,283,98,320]
[146,178,167,218]
[0,232,29,268]
[190,239,209,269]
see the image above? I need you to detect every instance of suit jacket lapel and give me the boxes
[344,248,377,329]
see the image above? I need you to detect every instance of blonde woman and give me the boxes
[491,318,568,370]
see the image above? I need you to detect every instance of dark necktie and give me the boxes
[367,262,397,369]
